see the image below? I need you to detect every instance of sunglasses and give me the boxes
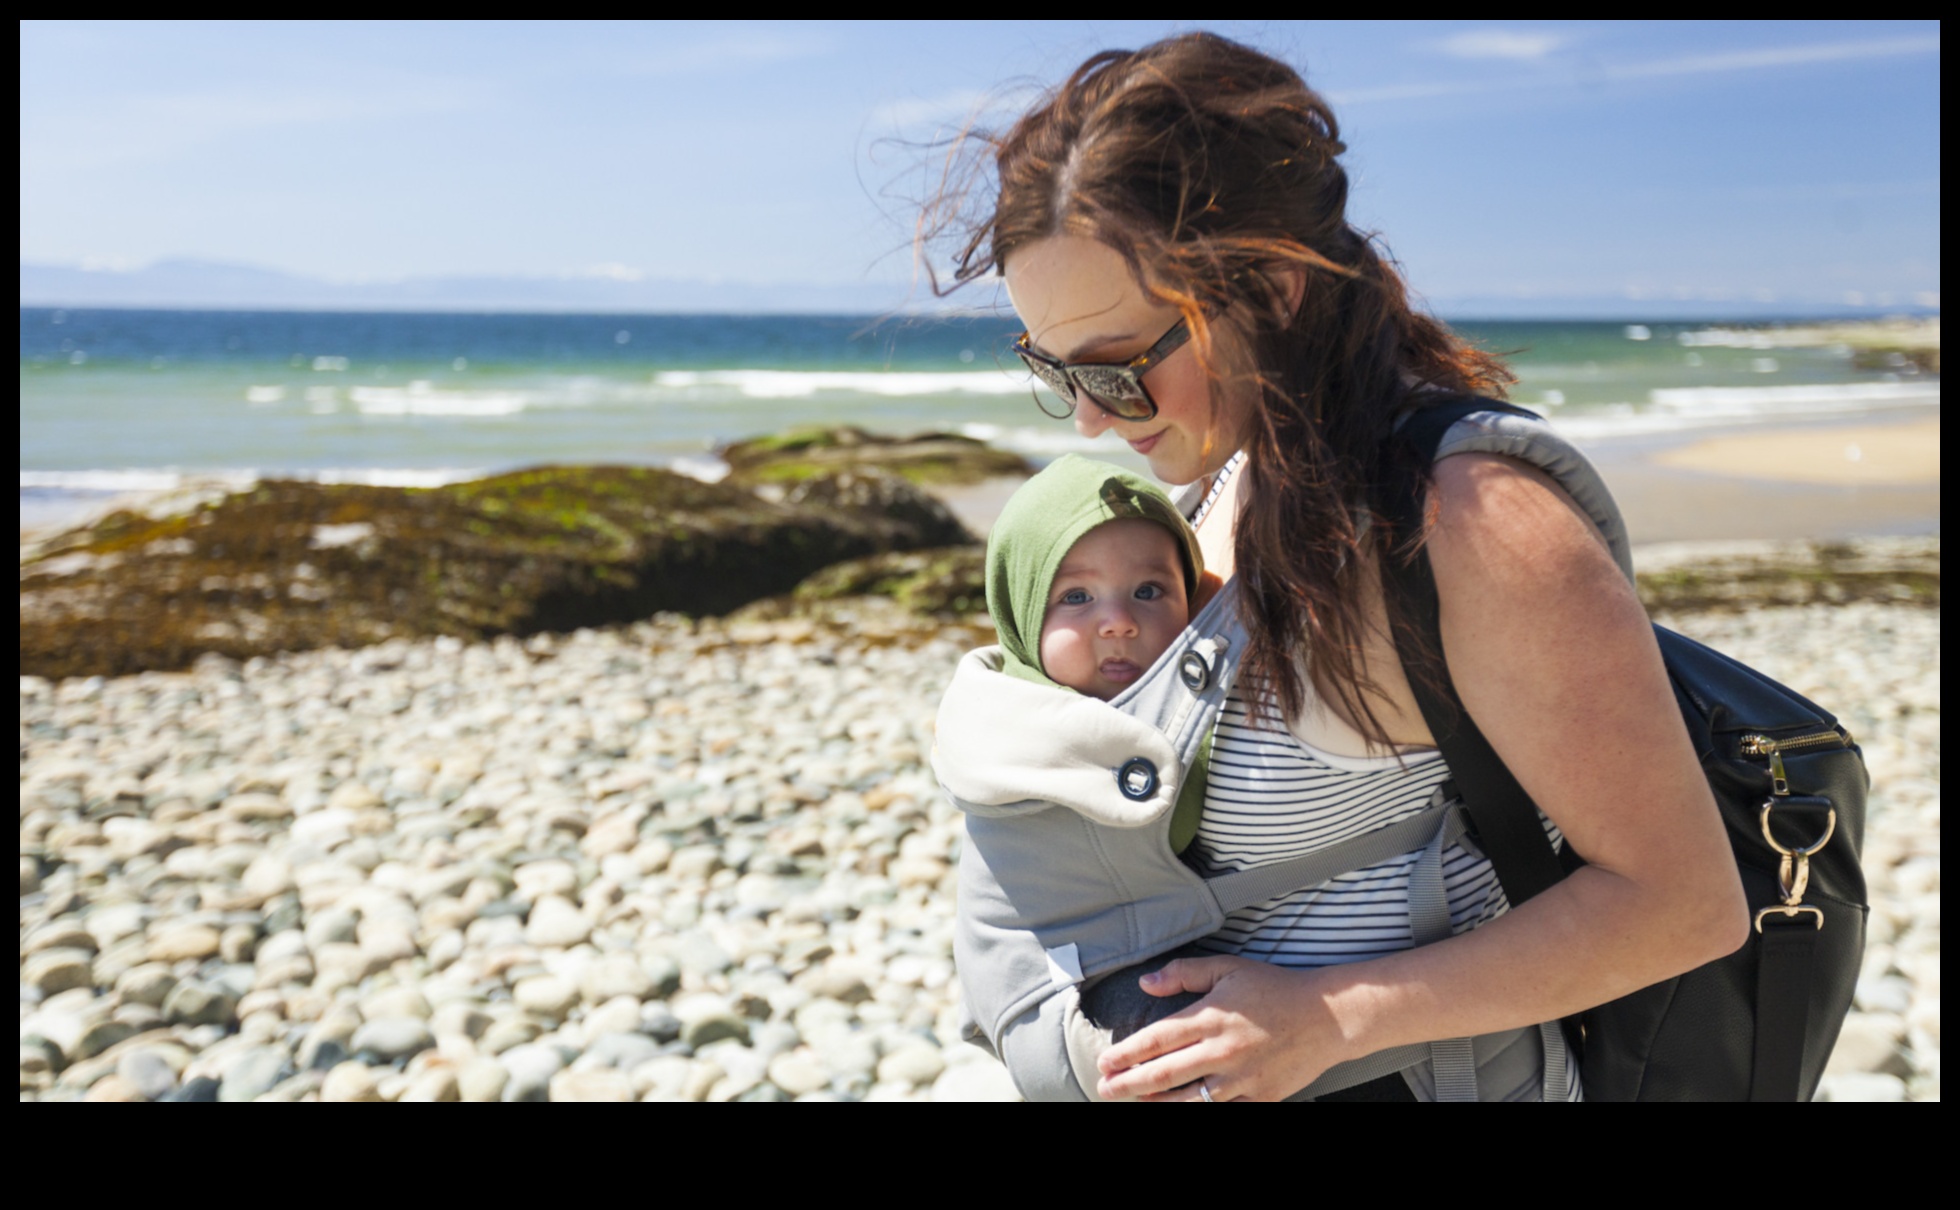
[1012,317,1193,422]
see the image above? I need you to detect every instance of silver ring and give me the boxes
[1198,1078,1215,1103]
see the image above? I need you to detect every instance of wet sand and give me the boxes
[1594,413,1941,545]
[925,413,1943,547]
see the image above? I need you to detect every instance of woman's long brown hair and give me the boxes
[924,32,1514,742]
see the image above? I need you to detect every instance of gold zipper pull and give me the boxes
[1766,747,1790,796]
[1742,735,1793,794]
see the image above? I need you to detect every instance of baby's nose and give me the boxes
[1099,603,1139,636]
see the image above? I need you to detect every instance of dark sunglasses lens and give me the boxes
[1015,350,1078,418]
[1072,366,1154,420]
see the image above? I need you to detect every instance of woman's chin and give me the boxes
[1143,450,1202,487]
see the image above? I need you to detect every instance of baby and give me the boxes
[977,455,1214,1058]
[987,457,1200,702]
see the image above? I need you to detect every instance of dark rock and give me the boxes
[21,464,978,678]
[161,1075,221,1102]
[306,1039,348,1072]
[718,425,1032,486]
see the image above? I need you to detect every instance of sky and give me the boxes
[18,20,1943,316]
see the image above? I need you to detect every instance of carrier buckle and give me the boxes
[1115,757,1158,801]
[1178,650,1211,692]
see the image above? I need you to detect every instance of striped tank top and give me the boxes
[1183,452,1554,968]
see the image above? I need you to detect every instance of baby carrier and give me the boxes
[936,577,1570,1101]
[935,404,1646,1102]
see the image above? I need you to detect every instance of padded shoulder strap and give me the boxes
[1385,398,1570,905]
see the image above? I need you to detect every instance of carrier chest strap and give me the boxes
[1204,787,1460,915]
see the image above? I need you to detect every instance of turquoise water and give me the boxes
[20,308,1939,520]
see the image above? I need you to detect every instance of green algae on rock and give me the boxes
[791,546,988,617]
[718,425,1032,486]
[19,465,974,679]
[1634,537,1940,613]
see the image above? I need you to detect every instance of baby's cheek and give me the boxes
[1039,626,1097,692]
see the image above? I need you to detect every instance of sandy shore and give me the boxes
[1653,416,1941,487]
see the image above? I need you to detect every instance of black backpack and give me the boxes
[1384,398,1869,1101]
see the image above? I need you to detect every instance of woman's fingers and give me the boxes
[1140,955,1233,997]
[1098,959,1341,1101]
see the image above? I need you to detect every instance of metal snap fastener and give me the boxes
[1179,650,1210,692]
[1116,757,1158,801]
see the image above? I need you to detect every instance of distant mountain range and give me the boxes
[18,259,941,315]
[19,259,1936,321]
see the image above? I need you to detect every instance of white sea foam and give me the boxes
[956,423,1123,456]
[668,455,730,483]
[19,469,223,493]
[20,467,485,494]
[245,385,286,405]
[1547,381,1940,442]
[349,384,530,417]
[653,369,1029,398]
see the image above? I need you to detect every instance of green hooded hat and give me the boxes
[985,455,1205,692]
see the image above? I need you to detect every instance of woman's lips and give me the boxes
[1100,658,1141,683]
[1127,430,1165,455]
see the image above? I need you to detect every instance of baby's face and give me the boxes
[1038,518,1190,701]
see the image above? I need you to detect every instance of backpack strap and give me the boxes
[1382,397,1570,905]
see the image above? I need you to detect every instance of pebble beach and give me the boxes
[18,581,1938,1102]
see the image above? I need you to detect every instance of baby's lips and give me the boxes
[1099,658,1141,681]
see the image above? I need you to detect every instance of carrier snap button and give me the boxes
[1116,757,1158,801]
[1178,651,1211,692]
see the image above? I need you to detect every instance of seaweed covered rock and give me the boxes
[791,546,989,617]
[1635,537,1940,613]
[20,465,976,679]
[775,468,972,549]
[718,425,1032,486]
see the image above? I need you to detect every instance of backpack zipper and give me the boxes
[1737,729,1850,797]
[1738,730,1850,756]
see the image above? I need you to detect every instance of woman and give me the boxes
[934,33,1748,1101]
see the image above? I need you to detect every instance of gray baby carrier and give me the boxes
[934,408,1631,1102]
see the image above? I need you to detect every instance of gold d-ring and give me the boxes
[1758,802,1837,859]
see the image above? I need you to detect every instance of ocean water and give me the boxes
[19,307,1940,527]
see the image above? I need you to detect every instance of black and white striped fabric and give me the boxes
[1183,451,1580,1099]
[1184,448,1520,965]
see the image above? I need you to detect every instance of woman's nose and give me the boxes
[1072,396,1113,438]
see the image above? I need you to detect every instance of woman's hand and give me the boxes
[1095,956,1347,1102]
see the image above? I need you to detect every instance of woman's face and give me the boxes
[1004,234,1250,486]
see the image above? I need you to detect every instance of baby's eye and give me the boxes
[1060,588,1090,606]
[1134,583,1163,601]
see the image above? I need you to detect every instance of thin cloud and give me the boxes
[1337,33,1940,107]
[1602,34,1940,81]
[1435,30,1566,61]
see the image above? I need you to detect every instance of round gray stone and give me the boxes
[350,1017,436,1062]
[219,1047,294,1102]
[117,1049,179,1101]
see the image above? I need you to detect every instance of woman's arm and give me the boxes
[1094,453,1751,1101]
